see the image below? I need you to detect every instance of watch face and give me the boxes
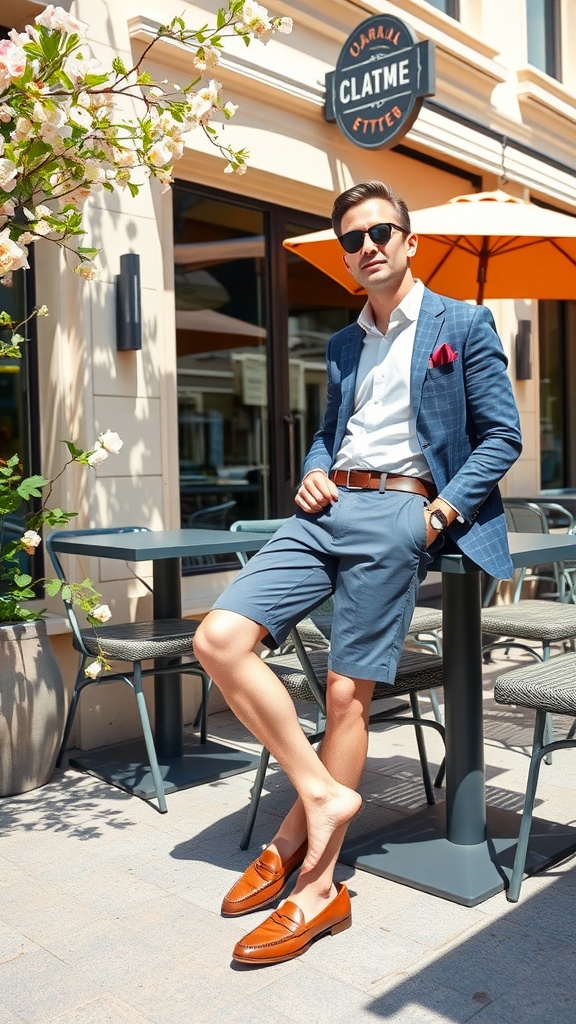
[430,510,448,531]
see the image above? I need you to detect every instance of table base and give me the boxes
[69,737,258,805]
[339,803,576,906]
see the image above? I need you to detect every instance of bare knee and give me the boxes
[193,610,262,675]
[326,672,374,727]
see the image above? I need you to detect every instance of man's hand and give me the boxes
[295,470,339,513]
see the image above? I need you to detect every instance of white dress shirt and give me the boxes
[332,279,433,481]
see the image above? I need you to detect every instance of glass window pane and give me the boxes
[527,0,560,79]
[425,0,460,18]
[539,302,564,487]
[174,187,268,570]
[0,269,34,579]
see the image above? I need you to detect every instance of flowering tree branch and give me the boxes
[0,2,292,281]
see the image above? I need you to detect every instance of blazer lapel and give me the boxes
[339,323,365,412]
[411,288,446,412]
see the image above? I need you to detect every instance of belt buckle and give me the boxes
[345,469,363,490]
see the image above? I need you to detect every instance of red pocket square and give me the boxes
[429,344,458,368]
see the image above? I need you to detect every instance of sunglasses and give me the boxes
[337,222,407,254]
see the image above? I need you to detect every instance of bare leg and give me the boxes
[269,670,375,921]
[194,612,362,872]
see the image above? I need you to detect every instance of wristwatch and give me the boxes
[428,508,449,532]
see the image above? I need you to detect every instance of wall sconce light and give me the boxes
[515,319,532,380]
[115,253,142,351]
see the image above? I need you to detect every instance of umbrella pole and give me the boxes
[476,238,490,304]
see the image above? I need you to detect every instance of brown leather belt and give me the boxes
[329,470,436,501]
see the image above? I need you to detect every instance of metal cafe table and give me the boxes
[341,532,576,906]
[49,528,268,801]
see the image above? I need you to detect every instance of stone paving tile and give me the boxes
[0,921,41,963]
[40,995,154,1024]
[0,949,102,1024]
[365,973,495,1023]
[113,956,299,1024]
[232,960,376,1023]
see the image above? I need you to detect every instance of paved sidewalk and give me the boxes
[1,648,576,1024]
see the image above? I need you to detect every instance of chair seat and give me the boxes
[481,600,576,642]
[494,651,576,716]
[409,607,443,634]
[76,619,199,660]
[267,648,443,702]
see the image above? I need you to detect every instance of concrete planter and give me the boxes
[0,620,65,796]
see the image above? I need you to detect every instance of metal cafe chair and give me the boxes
[46,527,211,813]
[494,651,576,901]
[230,519,446,849]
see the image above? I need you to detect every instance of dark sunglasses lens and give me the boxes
[338,223,394,253]
[339,231,364,254]
[369,223,393,245]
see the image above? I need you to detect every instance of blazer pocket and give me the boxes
[426,361,459,380]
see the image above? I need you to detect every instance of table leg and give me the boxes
[152,557,183,758]
[442,571,485,844]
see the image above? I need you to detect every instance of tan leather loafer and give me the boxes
[221,841,307,917]
[232,882,351,964]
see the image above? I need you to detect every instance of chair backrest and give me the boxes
[503,500,549,534]
[231,518,287,565]
[187,500,237,530]
[46,527,149,655]
[537,502,575,532]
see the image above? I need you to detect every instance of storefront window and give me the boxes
[0,269,37,578]
[539,301,576,488]
[174,189,268,560]
[526,0,561,80]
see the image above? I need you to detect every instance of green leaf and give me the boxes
[14,573,33,588]
[64,440,84,459]
[17,475,49,500]
[82,73,111,88]
[45,579,63,597]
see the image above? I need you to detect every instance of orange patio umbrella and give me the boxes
[283,190,576,304]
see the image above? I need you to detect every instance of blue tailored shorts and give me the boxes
[212,488,433,684]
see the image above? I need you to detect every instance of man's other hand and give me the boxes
[295,471,339,513]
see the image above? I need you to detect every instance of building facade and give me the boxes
[2,0,576,747]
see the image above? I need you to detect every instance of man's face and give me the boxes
[339,198,417,293]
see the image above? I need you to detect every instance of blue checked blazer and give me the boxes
[302,288,522,579]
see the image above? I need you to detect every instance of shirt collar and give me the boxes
[358,279,425,338]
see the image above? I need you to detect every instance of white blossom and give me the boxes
[0,229,28,274]
[35,5,88,37]
[91,604,112,623]
[21,530,41,555]
[0,158,17,192]
[98,429,123,455]
[85,660,103,679]
[86,442,108,466]
[0,39,27,89]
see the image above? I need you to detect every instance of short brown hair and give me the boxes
[331,181,411,237]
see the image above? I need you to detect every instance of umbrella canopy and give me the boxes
[283,190,576,303]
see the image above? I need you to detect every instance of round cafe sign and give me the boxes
[325,15,435,150]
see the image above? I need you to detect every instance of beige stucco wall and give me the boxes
[14,0,575,746]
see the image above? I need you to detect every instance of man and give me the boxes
[194,180,522,965]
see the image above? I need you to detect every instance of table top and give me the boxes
[50,528,576,572]
[49,528,269,561]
